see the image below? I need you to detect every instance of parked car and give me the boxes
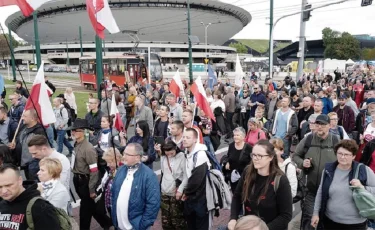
[31,66,37,72]
[18,66,27,71]
[52,66,60,72]
[71,67,79,73]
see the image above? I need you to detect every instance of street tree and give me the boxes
[0,33,20,61]
[362,48,375,60]
[322,27,361,60]
[229,42,248,54]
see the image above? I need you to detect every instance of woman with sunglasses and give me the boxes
[311,140,375,230]
[245,118,267,147]
[228,140,292,230]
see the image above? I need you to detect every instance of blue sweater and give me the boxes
[111,164,160,230]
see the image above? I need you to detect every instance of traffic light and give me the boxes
[303,4,312,21]
[361,0,372,6]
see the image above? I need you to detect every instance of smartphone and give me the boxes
[154,136,165,145]
[170,112,174,117]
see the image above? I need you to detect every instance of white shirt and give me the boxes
[49,150,71,190]
[210,99,226,113]
[117,168,138,230]
[64,92,77,112]
[100,132,110,152]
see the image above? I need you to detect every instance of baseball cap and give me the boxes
[338,94,347,100]
[315,114,330,125]
[367,98,375,105]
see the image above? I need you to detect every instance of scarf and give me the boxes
[41,179,57,199]
[102,129,111,134]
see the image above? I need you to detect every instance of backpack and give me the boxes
[26,197,72,230]
[193,150,221,171]
[302,133,340,156]
[60,105,72,122]
[285,162,308,203]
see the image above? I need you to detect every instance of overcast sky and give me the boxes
[0,0,374,42]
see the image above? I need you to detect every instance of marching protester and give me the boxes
[229,140,293,230]
[0,107,9,144]
[37,158,70,213]
[0,164,61,229]
[134,94,154,133]
[53,97,74,155]
[111,143,160,230]
[69,118,112,230]
[126,120,156,169]
[160,140,187,230]
[85,97,104,136]
[311,139,375,230]
[8,92,24,141]
[224,127,252,191]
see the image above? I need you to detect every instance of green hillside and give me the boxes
[236,39,292,54]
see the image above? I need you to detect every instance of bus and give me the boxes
[79,53,163,90]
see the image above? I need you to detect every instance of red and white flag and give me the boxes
[169,70,184,99]
[25,61,56,126]
[110,93,124,132]
[191,76,215,122]
[86,0,120,39]
[0,0,53,17]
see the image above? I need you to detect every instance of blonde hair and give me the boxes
[234,215,269,230]
[328,112,338,118]
[102,148,123,163]
[65,87,73,94]
[270,138,284,151]
[39,158,62,179]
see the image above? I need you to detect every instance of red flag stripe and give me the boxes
[86,0,105,39]
[190,82,216,122]
[169,79,180,99]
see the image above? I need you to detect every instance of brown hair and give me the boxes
[270,138,284,151]
[242,140,283,204]
[39,158,62,179]
[27,134,49,147]
[334,139,358,156]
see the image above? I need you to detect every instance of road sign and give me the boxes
[204,58,209,64]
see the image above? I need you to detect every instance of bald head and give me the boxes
[303,97,312,108]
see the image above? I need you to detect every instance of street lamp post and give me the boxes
[268,0,351,81]
[200,22,212,59]
[187,0,193,84]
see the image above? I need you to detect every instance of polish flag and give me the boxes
[110,93,124,132]
[0,0,53,17]
[25,61,56,126]
[169,70,184,99]
[86,0,120,39]
[89,163,98,173]
[191,76,215,122]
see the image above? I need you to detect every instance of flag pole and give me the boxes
[8,27,16,82]
[33,12,41,69]
[11,111,25,145]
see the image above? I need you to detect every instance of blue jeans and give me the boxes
[204,136,215,153]
[56,129,74,154]
[45,125,54,148]
[283,137,291,157]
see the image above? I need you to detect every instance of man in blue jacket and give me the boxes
[111,143,160,230]
[317,88,333,115]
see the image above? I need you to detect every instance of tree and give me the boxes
[0,33,20,61]
[322,27,361,60]
[362,48,375,60]
[229,42,248,54]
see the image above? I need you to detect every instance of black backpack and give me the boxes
[285,162,308,204]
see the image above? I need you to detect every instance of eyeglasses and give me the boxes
[337,152,353,158]
[253,88,258,90]
[124,152,139,157]
[250,153,269,160]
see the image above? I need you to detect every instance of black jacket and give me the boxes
[16,87,29,98]
[85,110,104,135]
[361,139,375,166]
[45,80,56,93]
[0,181,60,230]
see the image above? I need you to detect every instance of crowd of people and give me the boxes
[0,69,375,230]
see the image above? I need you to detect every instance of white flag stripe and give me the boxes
[97,0,120,34]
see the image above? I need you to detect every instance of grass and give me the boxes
[3,83,90,119]
[236,39,292,54]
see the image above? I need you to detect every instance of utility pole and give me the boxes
[95,35,103,99]
[8,27,16,82]
[187,0,193,84]
[33,12,41,69]
[296,0,309,82]
[66,38,70,67]
[79,26,83,57]
[268,0,274,78]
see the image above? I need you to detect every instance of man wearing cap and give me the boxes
[111,143,160,230]
[70,118,112,230]
[317,88,333,115]
[333,94,355,134]
[293,114,340,230]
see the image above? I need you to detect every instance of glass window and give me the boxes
[109,59,118,75]
[118,59,126,76]
[88,60,95,74]
[80,60,89,74]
